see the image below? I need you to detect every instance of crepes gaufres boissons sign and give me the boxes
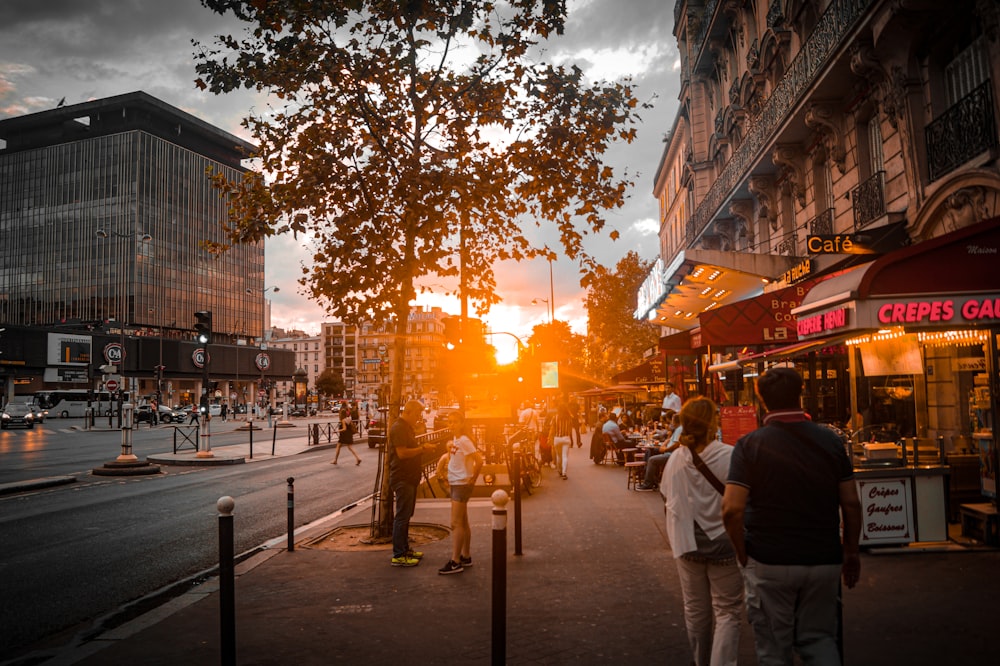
[798,294,1000,337]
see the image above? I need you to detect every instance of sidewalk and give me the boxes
[47,446,1000,665]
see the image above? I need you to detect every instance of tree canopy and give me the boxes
[584,250,659,381]
[193,0,647,537]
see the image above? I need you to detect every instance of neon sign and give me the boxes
[797,307,849,337]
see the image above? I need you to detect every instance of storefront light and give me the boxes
[917,329,988,347]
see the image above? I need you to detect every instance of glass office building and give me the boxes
[0,91,264,342]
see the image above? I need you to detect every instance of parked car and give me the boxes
[2,403,35,429]
[134,404,157,424]
[158,405,185,423]
[367,407,389,449]
[289,406,307,417]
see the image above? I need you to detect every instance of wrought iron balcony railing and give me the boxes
[852,171,886,231]
[808,207,835,235]
[926,80,998,182]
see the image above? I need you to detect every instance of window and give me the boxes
[946,36,988,105]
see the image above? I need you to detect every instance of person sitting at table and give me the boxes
[635,423,683,492]
[601,412,629,463]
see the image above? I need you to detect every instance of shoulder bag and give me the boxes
[687,445,726,495]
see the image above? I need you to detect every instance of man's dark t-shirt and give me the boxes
[728,419,853,565]
[388,417,422,486]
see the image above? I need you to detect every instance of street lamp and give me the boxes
[246,286,280,426]
[91,229,161,476]
[96,228,151,454]
[531,298,553,324]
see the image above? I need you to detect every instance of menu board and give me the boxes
[720,406,758,444]
[856,477,915,545]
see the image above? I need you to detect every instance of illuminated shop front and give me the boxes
[793,218,1000,543]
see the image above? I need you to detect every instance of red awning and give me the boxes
[858,216,1000,298]
[698,277,825,346]
[658,329,695,356]
[612,352,666,385]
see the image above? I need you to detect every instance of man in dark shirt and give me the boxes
[389,400,434,567]
[722,367,861,665]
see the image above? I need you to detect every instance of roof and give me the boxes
[0,91,256,170]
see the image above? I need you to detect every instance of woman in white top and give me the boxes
[664,397,743,666]
[437,410,483,575]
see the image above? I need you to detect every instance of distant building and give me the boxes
[322,321,359,400]
[357,306,450,405]
[0,91,294,404]
[270,332,321,403]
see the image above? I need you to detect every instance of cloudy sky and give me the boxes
[0,0,681,362]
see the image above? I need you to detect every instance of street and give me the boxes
[0,416,375,661]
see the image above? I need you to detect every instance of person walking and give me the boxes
[664,397,743,666]
[722,367,862,666]
[437,410,483,575]
[188,404,199,425]
[331,406,361,465]
[548,402,575,480]
[389,400,435,567]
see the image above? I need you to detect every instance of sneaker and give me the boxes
[405,549,424,560]
[438,560,464,575]
[391,555,420,567]
[635,483,656,492]
[459,555,473,568]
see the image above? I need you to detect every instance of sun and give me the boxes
[482,305,528,366]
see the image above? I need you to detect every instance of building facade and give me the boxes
[633,0,1000,530]
[356,306,450,406]
[0,92,294,406]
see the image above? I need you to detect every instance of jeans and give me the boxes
[676,556,744,666]
[741,557,842,666]
[552,435,572,476]
[643,451,671,486]
[391,480,418,558]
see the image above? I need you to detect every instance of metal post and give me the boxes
[512,443,523,556]
[286,477,295,552]
[491,490,509,665]
[217,496,236,666]
[249,420,254,460]
[272,419,279,456]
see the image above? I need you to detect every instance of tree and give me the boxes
[193,0,646,538]
[583,250,659,382]
[524,320,590,395]
[314,368,346,405]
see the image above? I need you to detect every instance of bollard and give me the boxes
[491,489,509,666]
[217,496,236,666]
[286,477,295,552]
[249,420,254,460]
[512,443,523,556]
[272,420,279,456]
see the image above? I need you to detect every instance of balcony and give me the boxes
[808,207,835,235]
[852,171,886,231]
[687,0,877,246]
[926,80,998,182]
[776,234,797,256]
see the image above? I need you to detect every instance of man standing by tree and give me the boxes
[194,0,646,538]
[722,367,862,664]
[389,400,434,567]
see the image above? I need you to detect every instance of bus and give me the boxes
[35,391,115,418]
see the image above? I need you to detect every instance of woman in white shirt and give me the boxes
[437,410,483,575]
[664,397,743,666]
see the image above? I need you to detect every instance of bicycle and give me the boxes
[504,425,543,494]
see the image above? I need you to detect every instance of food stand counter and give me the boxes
[852,439,949,546]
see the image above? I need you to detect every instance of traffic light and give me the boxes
[194,310,213,344]
[442,316,462,349]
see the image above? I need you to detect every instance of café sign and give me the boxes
[807,233,880,255]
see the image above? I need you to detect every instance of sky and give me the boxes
[0,0,681,363]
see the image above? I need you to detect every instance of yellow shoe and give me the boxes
[390,556,419,567]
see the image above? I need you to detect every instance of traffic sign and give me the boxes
[105,379,119,392]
